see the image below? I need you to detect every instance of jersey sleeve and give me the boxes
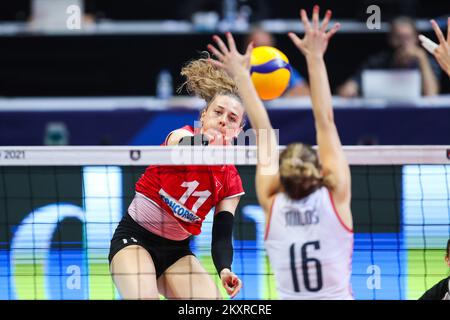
[223,166,245,199]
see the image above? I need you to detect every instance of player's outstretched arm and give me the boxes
[212,197,242,298]
[288,6,351,205]
[208,33,280,213]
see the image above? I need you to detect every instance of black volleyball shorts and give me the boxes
[108,213,194,278]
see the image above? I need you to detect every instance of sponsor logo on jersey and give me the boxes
[158,189,201,223]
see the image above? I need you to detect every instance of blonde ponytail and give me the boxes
[179,55,239,103]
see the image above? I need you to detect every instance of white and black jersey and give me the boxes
[264,187,354,300]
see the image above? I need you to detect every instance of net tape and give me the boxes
[0,146,449,166]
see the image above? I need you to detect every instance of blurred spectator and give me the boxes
[337,16,441,97]
[419,239,450,300]
[244,26,310,97]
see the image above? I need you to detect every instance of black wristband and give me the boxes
[178,134,209,146]
[211,211,234,276]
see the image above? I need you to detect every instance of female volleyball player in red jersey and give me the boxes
[208,6,354,299]
[108,59,244,299]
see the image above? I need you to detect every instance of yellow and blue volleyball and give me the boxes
[250,46,292,100]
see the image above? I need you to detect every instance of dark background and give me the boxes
[0,28,448,96]
[0,33,398,96]
[0,0,449,96]
[0,1,447,21]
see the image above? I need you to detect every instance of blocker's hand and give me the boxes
[207,32,254,80]
[288,5,340,59]
[429,18,450,77]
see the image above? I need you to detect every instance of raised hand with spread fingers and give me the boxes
[207,32,254,82]
[287,5,340,60]
[429,18,450,77]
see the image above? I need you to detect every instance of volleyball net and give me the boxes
[0,146,449,300]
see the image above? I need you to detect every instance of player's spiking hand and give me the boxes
[220,268,242,299]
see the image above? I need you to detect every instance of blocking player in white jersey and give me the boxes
[208,5,353,299]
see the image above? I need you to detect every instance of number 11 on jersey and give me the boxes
[179,181,212,213]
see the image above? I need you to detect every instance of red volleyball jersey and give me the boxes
[135,125,245,235]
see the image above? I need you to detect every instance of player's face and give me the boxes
[200,95,244,145]
[446,254,449,267]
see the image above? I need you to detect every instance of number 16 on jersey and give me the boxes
[290,241,323,292]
